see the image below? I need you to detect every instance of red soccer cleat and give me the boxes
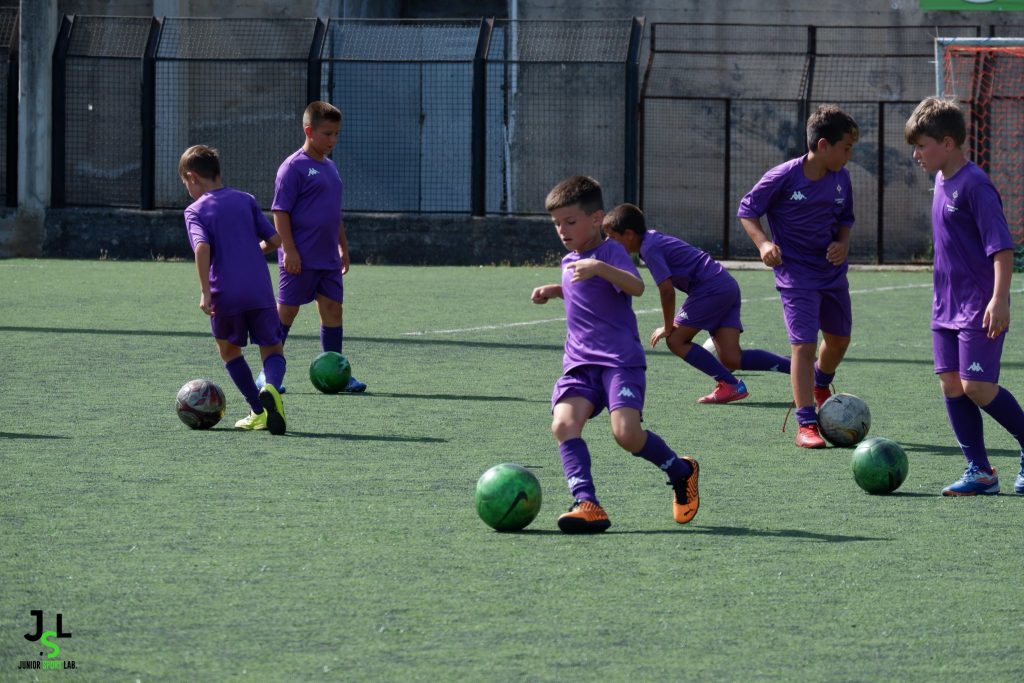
[814,385,832,409]
[796,423,827,449]
[697,380,749,405]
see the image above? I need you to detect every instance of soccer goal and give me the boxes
[935,37,1024,243]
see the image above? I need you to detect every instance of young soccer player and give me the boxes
[180,145,287,435]
[604,203,791,404]
[906,97,1024,496]
[532,176,699,533]
[737,104,859,449]
[257,100,366,393]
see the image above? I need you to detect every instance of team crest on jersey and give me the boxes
[946,190,958,214]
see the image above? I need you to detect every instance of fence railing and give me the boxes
[641,22,990,263]
[51,15,643,216]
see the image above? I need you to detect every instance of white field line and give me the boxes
[401,282,949,337]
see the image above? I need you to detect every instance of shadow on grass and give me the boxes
[0,326,562,352]
[498,525,888,541]
[0,431,70,440]
[731,400,798,409]
[286,431,446,443]
[368,391,545,403]
[898,441,969,457]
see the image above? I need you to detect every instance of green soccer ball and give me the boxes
[475,463,542,532]
[851,437,909,494]
[309,351,352,394]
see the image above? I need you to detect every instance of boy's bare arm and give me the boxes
[740,217,782,267]
[531,284,563,304]
[194,241,213,315]
[570,258,645,296]
[985,248,1013,339]
[260,233,282,254]
[826,225,852,266]
[273,211,301,274]
[650,278,677,348]
[338,220,350,275]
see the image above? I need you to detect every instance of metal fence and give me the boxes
[0,7,17,207]
[641,22,985,263]
[52,15,642,215]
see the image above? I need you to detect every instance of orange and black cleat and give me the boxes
[670,457,700,524]
[796,423,827,449]
[557,500,611,534]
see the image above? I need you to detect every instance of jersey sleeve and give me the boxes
[641,244,672,286]
[183,208,208,252]
[250,195,277,241]
[271,162,300,213]
[969,181,1014,257]
[737,167,784,219]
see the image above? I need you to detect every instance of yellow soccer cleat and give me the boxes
[234,410,267,431]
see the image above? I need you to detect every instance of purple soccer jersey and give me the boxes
[931,161,1014,331]
[561,238,646,371]
[639,229,734,295]
[272,149,344,270]
[184,187,277,316]
[737,155,855,289]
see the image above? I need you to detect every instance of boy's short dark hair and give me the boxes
[603,203,646,236]
[904,97,966,146]
[807,104,860,152]
[303,101,343,130]
[178,145,220,181]
[545,175,604,214]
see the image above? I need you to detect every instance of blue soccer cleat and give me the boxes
[342,376,367,393]
[942,464,999,496]
[255,369,286,394]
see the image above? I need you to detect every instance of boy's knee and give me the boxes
[612,424,645,452]
[792,342,816,359]
[551,418,581,442]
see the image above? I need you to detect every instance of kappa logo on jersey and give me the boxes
[617,386,636,398]
[307,167,320,177]
[678,311,688,320]
[789,191,807,201]
[967,361,984,373]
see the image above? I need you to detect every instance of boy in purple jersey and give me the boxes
[604,203,791,404]
[738,104,859,449]
[531,176,699,533]
[906,97,1024,496]
[259,100,366,393]
[179,145,287,435]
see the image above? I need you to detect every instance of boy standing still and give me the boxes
[180,145,287,435]
[531,176,699,533]
[260,100,366,393]
[737,104,859,449]
[604,203,791,404]
[906,97,1024,496]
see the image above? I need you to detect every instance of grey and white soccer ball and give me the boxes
[818,393,871,447]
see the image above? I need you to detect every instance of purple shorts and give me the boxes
[675,279,744,333]
[933,327,1005,383]
[278,268,344,306]
[779,287,852,344]
[551,365,646,418]
[211,306,282,347]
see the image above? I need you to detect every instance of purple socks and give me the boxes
[262,353,286,392]
[814,362,835,388]
[683,344,737,384]
[225,356,263,414]
[632,431,692,482]
[945,394,991,473]
[559,438,597,504]
[980,387,1024,450]
[321,325,343,354]
[741,349,791,374]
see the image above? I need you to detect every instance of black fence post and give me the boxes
[140,17,160,210]
[624,16,644,205]
[5,14,18,207]
[800,24,816,126]
[50,14,73,209]
[308,17,327,104]
[877,101,885,264]
[723,97,731,259]
[471,17,493,217]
